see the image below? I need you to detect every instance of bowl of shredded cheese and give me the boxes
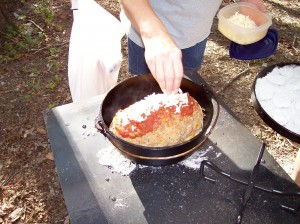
[217,2,272,45]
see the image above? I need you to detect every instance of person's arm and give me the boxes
[120,0,183,94]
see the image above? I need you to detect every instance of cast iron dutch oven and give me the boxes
[95,74,220,166]
[251,62,300,144]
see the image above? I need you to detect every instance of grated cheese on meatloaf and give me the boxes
[109,93,204,147]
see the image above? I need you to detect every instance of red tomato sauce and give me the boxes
[116,95,195,138]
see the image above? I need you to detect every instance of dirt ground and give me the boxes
[0,0,299,223]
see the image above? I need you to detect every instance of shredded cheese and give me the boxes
[116,93,189,126]
[227,12,257,28]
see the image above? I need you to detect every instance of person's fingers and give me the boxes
[154,58,167,93]
[172,55,183,93]
[241,0,267,13]
[167,49,183,94]
[151,53,183,95]
[258,4,267,13]
[164,59,174,95]
[147,60,156,78]
[254,0,267,13]
[144,38,183,94]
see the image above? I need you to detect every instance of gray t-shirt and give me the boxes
[120,0,222,49]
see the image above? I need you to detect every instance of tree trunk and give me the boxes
[0,3,10,33]
[0,0,20,33]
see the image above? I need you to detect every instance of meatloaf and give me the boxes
[109,92,204,147]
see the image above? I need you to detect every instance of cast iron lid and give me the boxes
[251,62,300,143]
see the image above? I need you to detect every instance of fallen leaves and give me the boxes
[19,126,48,139]
[8,207,24,222]
[36,127,47,135]
[20,127,34,139]
[46,152,54,161]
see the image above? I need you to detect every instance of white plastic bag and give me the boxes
[68,0,124,102]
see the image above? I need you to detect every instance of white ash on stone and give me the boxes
[179,146,214,169]
[97,146,137,176]
[97,145,215,175]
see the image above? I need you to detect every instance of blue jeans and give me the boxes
[128,38,208,75]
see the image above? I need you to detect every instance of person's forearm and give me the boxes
[120,0,171,43]
[120,0,183,94]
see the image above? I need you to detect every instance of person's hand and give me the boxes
[120,0,184,94]
[240,0,267,13]
[143,31,183,95]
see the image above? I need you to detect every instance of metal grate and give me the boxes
[199,143,300,224]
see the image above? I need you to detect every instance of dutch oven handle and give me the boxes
[205,89,220,138]
[95,115,109,138]
[94,116,131,154]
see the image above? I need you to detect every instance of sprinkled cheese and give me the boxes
[227,12,257,28]
[116,93,190,126]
